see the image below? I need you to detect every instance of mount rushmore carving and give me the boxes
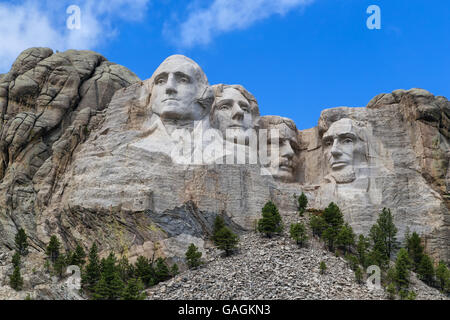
[0,49,448,267]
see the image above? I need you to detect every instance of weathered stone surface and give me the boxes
[0,48,139,253]
[0,50,448,299]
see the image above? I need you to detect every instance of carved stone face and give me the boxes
[211,87,255,142]
[264,119,300,182]
[150,56,208,121]
[322,118,366,183]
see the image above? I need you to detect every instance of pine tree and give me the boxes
[405,232,424,271]
[374,208,398,259]
[185,243,203,269]
[15,228,28,256]
[121,278,146,300]
[108,272,125,300]
[12,251,21,268]
[118,256,134,283]
[9,266,23,291]
[289,223,308,247]
[309,214,326,237]
[354,266,363,284]
[82,243,101,291]
[213,215,226,242]
[394,248,412,290]
[92,275,109,300]
[134,256,155,287]
[417,254,434,285]
[345,253,359,271]
[54,254,67,278]
[319,261,327,274]
[170,264,179,277]
[257,201,283,237]
[368,224,389,268]
[336,223,355,253]
[70,244,86,267]
[46,235,61,263]
[155,257,171,283]
[214,226,239,256]
[297,192,308,216]
[386,283,396,300]
[435,261,450,293]
[321,202,344,251]
[356,234,370,268]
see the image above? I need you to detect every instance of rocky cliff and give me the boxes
[0,48,448,299]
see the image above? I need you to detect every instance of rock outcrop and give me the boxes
[0,49,448,299]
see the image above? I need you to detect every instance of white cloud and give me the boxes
[0,0,149,73]
[167,0,315,48]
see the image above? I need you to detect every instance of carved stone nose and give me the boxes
[231,104,244,120]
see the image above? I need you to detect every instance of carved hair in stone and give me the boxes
[322,118,368,184]
[258,116,300,182]
[210,84,260,144]
[147,55,214,124]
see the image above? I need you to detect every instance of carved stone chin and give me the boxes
[331,168,356,184]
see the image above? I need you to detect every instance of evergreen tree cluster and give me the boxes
[41,237,179,300]
[213,216,239,256]
[9,228,29,291]
[308,202,355,252]
[80,243,178,300]
[257,201,283,238]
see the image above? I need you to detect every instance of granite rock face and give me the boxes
[0,49,448,299]
[0,48,139,253]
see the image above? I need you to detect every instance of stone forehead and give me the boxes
[212,84,260,116]
[324,118,358,137]
[259,116,297,132]
[152,55,208,85]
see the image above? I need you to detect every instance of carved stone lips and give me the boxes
[331,161,348,169]
[162,98,179,102]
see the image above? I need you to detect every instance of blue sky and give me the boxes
[0,0,448,129]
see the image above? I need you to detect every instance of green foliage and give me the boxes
[92,275,109,300]
[82,243,101,291]
[321,202,344,251]
[9,266,23,291]
[170,263,179,276]
[117,256,134,283]
[185,243,203,269]
[257,201,283,237]
[12,251,21,268]
[394,248,412,290]
[417,254,435,285]
[406,291,417,300]
[370,208,398,261]
[69,244,86,267]
[213,215,226,242]
[54,254,68,278]
[435,261,450,293]
[319,261,327,274]
[336,223,356,253]
[386,283,396,300]
[309,214,326,237]
[356,234,370,268]
[155,257,171,283]
[15,228,28,256]
[121,278,146,300]
[345,253,359,271]
[405,231,424,271]
[46,235,61,263]
[354,266,363,284]
[289,223,308,247]
[134,256,155,287]
[214,226,239,256]
[297,192,308,216]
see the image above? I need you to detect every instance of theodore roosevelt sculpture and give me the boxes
[258,116,300,182]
